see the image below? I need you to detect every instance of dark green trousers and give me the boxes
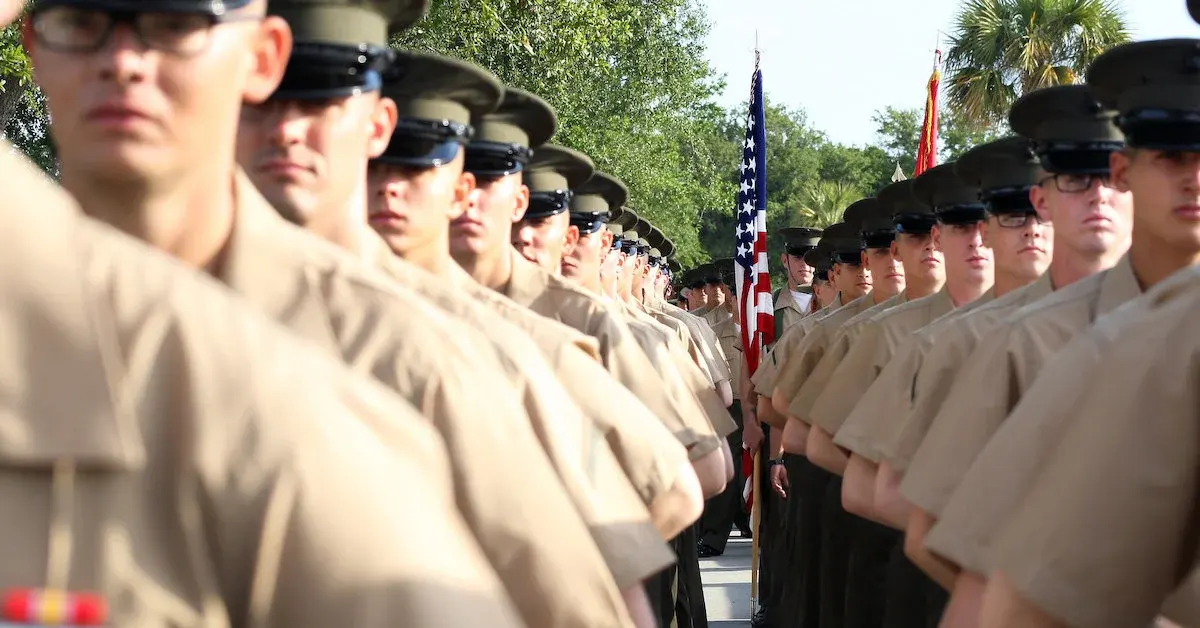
[775,456,828,628]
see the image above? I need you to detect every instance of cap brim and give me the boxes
[523,192,571,220]
[894,215,937,234]
[373,135,464,168]
[272,70,383,101]
[464,145,528,178]
[569,216,608,234]
[466,163,525,178]
[1038,145,1117,174]
[936,207,988,225]
[270,45,391,101]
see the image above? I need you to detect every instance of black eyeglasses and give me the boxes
[993,212,1048,229]
[31,6,261,57]
[1037,172,1111,194]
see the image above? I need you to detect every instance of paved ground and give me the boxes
[701,537,755,626]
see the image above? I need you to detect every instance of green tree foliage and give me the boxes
[944,0,1130,129]
[872,105,1004,178]
[796,180,864,228]
[394,0,731,266]
[0,12,33,126]
[1,6,56,177]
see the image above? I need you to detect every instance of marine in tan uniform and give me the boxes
[548,181,725,628]
[627,228,732,403]
[766,202,903,628]
[775,199,906,454]
[500,147,729,498]
[449,94,703,541]
[697,259,754,555]
[857,138,1051,528]
[789,180,946,433]
[913,40,1200,627]
[761,227,840,435]
[605,212,738,461]
[245,47,670,622]
[811,259,838,312]
[818,165,994,626]
[839,138,1051,626]
[30,2,633,626]
[0,134,521,627]
[699,265,734,328]
[682,269,710,312]
[972,272,1200,628]
[776,216,877,628]
[773,227,821,335]
[890,86,1128,595]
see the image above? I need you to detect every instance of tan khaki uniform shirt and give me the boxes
[704,304,734,329]
[217,174,633,628]
[839,289,996,462]
[789,292,908,420]
[0,151,521,627]
[752,294,844,398]
[502,252,724,457]
[453,271,690,511]
[878,274,1054,471]
[752,304,833,398]
[631,300,718,387]
[828,290,956,453]
[971,267,1200,628]
[710,315,743,402]
[771,293,877,408]
[773,287,809,334]
[367,244,674,589]
[659,301,733,387]
[903,256,1141,525]
[618,302,738,440]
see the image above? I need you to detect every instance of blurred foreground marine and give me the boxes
[0,146,522,627]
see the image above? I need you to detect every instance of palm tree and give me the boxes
[944,0,1130,129]
[795,180,864,228]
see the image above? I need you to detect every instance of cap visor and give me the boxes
[271,50,383,101]
[936,207,988,225]
[374,137,464,168]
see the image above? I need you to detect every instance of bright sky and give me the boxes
[702,0,1197,146]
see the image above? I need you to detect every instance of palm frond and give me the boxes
[795,180,864,229]
[944,0,1129,127]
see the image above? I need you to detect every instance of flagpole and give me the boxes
[750,449,762,608]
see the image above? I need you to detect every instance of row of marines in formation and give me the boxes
[721,26,1200,628]
[0,0,762,626]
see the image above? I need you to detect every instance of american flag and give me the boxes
[734,66,774,376]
